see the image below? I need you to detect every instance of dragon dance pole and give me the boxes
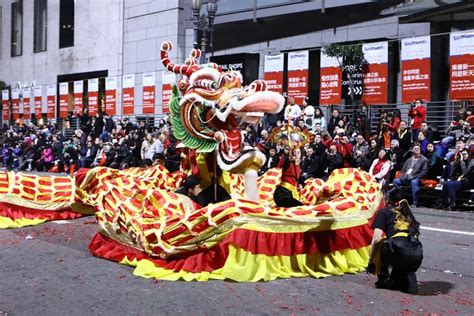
[214,149,218,202]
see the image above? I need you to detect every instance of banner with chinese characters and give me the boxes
[263,54,284,94]
[105,77,117,115]
[47,84,56,118]
[287,51,309,105]
[22,87,32,119]
[122,74,135,115]
[142,72,156,114]
[320,51,342,105]
[74,81,83,115]
[88,79,99,116]
[59,82,69,118]
[2,90,9,121]
[362,42,388,105]
[450,31,474,100]
[401,36,431,103]
[34,86,43,118]
[161,72,175,114]
[12,88,20,119]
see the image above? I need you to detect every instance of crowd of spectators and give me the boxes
[1,97,473,209]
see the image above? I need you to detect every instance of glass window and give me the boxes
[59,0,74,48]
[34,0,47,53]
[11,1,22,57]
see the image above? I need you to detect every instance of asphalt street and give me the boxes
[1,207,473,315]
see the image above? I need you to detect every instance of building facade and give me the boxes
[0,0,473,127]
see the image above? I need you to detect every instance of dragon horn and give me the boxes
[160,41,200,77]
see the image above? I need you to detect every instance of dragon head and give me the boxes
[162,42,284,174]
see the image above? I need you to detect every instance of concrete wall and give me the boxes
[0,0,123,87]
[123,0,187,115]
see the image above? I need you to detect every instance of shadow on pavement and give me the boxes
[417,281,455,296]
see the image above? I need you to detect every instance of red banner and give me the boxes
[105,77,117,115]
[401,59,431,103]
[2,90,9,121]
[142,72,155,114]
[161,72,175,114]
[122,74,135,115]
[450,32,474,100]
[401,36,431,103]
[320,68,342,105]
[263,54,284,94]
[88,79,98,116]
[361,42,388,105]
[287,51,309,105]
[47,84,56,118]
[34,86,43,117]
[23,87,31,119]
[12,88,20,120]
[320,52,342,105]
[450,55,474,99]
[59,83,69,118]
[74,81,83,115]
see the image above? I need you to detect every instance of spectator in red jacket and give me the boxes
[408,99,427,141]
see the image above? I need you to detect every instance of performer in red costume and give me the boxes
[274,146,303,207]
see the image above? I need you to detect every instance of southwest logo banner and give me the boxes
[122,74,135,115]
[161,72,175,114]
[450,31,474,100]
[47,84,56,118]
[362,42,388,105]
[74,81,84,115]
[59,82,69,118]
[22,87,31,119]
[2,90,9,121]
[142,72,156,114]
[401,36,431,103]
[88,79,99,116]
[320,51,342,105]
[105,77,117,115]
[34,86,43,118]
[12,88,20,120]
[263,54,284,94]
[287,51,309,105]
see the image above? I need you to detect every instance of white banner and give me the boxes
[402,36,431,60]
[363,42,388,64]
[162,72,176,85]
[143,72,155,87]
[34,86,42,97]
[288,51,309,71]
[59,82,69,95]
[12,88,20,99]
[123,74,135,88]
[2,90,9,100]
[450,30,474,56]
[88,78,99,92]
[106,77,117,90]
[264,54,284,73]
[47,84,56,96]
[74,81,83,94]
[321,51,340,68]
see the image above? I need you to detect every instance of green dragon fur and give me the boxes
[169,85,217,153]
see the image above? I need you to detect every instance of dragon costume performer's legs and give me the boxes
[244,169,259,201]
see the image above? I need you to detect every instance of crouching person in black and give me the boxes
[175,175,204,207]
[367,190,424,294]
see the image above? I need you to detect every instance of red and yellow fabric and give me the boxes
[0,170,93,229]
[85,167,383,281]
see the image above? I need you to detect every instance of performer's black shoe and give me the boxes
[402,272,418,295]
[436,202,449,210]
[375,276,397,290]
